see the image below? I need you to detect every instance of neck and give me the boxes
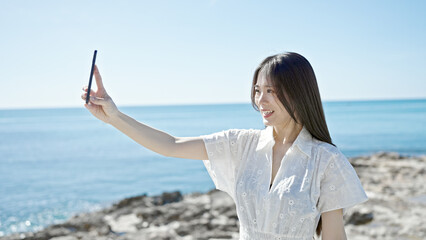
[272,121,303,145]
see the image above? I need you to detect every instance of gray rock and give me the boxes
[347,211,374,225]
[2,152,425,240]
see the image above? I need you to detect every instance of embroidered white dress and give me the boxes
[201,125,368,240]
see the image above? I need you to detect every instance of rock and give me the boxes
[152,191,183,206]
[347,211,374,225]
[49,237,78,240]
[104,214,139,233]
[2,152,425,240]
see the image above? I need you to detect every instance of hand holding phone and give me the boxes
[82,51,120,124]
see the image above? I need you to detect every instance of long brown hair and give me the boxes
[250,52,335,237]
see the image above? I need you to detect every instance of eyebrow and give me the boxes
[254,84,274,88]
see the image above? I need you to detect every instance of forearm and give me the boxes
[109,111,176,157]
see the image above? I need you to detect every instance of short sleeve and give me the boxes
[200,129,249,198]
[317,152,368,215]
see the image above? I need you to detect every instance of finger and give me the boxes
[81,92,95,100]
[93,65,105,91]
[84,103,91,110]
[82,86,97,94]
[89,96,107,106]
[84,102,99,114]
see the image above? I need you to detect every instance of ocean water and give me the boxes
[0,99,425,236]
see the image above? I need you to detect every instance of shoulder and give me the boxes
[223,128,262,140]
[311,138,347,166]
[312,138,340,156]
[203,128,261,143]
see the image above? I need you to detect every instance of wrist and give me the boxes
[108,110,123,125]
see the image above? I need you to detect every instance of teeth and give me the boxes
[262,110,274,116]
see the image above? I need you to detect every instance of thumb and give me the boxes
[89,96,107,106]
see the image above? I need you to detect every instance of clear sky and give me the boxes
[1,0,425,109]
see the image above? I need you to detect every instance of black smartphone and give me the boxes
[86,50,98,104]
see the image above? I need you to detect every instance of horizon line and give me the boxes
[0,97,425,111]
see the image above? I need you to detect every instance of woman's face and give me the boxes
[254,74,293,128]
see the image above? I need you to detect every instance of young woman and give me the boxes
[81,52,368,240]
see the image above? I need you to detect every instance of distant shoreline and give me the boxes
[1,97,425,111]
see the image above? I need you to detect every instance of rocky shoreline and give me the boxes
[2,152,425,240]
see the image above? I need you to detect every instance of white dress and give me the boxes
[201,125,368,240]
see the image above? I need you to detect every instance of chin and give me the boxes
[262,120,273,126]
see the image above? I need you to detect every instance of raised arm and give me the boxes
[108,112,208,159]
[81,65,208,160]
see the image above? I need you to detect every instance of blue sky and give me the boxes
[0,0,425,109]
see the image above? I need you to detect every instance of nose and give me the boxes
[257,91,269,106]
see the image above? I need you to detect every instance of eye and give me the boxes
[254,89,260,93]
[267,89,274,93]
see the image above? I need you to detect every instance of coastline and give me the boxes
[1,152,425,240]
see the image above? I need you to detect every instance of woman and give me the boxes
[81,52,368,240]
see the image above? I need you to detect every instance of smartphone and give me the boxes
[86,50,98,104]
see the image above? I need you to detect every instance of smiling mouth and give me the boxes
[262,110,274,118]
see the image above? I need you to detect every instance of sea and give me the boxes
[0,99,425,236]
